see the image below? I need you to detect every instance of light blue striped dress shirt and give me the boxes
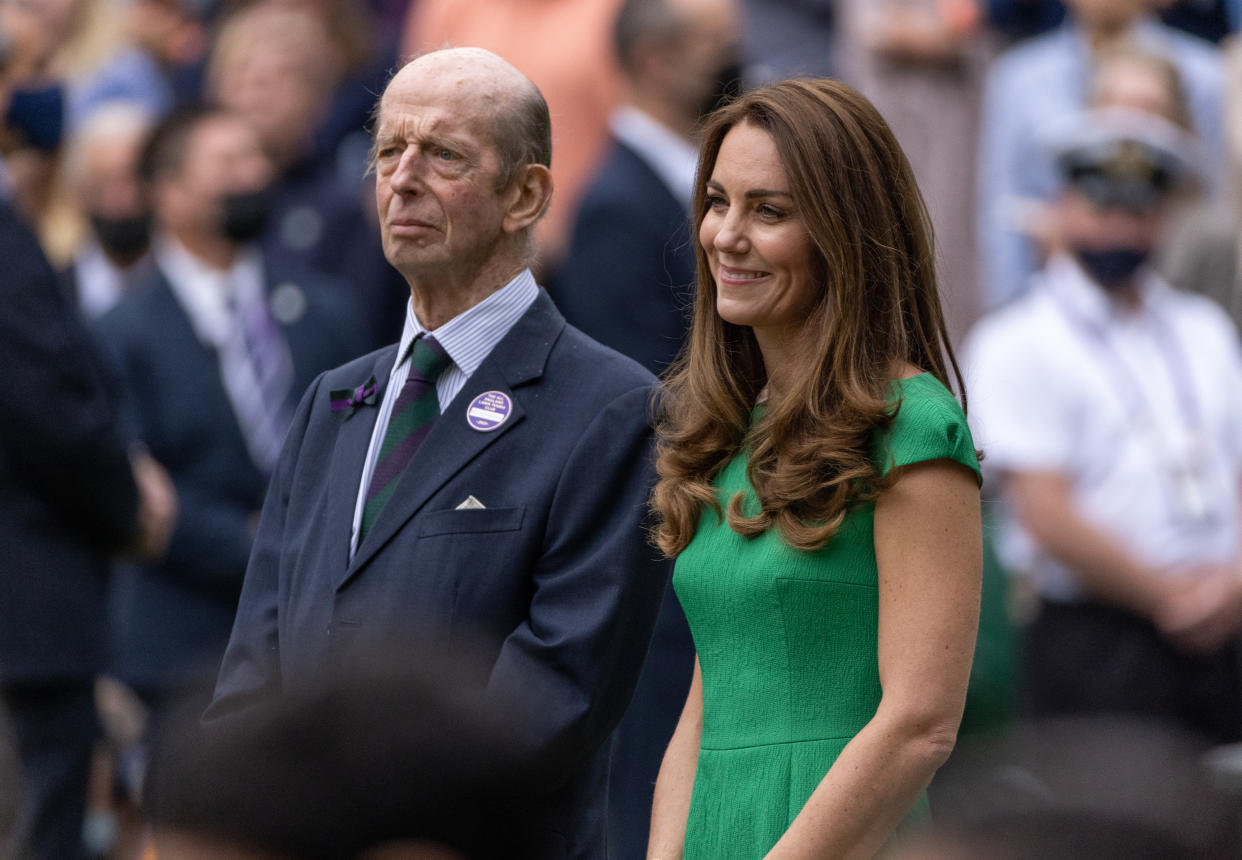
[349,269,539,557]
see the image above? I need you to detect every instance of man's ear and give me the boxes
[502,163,554,235]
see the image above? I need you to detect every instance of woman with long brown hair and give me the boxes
[646,79,982,858]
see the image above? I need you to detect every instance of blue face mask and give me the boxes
[1072,245,1151,291]
[5,82,65,152]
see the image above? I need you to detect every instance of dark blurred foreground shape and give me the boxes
[915,717,1242,859]
[148,654,543,860]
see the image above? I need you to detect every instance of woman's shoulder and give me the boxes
[877,372,980,483]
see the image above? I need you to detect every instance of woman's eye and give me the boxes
[758,204,785,219]
[705,194,727,210]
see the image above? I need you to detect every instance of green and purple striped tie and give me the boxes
[360,335,451,542]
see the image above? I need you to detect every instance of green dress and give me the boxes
[672,373,981,859]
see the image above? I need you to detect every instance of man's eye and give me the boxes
[378,146,398,159]
[438,148,457,161]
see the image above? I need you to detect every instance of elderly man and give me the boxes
[208,48,668,857]
[967,110,1242,742]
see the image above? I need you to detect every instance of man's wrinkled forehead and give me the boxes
[377,57,504,134]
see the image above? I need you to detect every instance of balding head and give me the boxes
[375,48,550,191]
[369,47,554,315]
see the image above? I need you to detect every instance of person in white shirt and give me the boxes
[966,109,1242,741]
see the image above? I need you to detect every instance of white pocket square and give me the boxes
[455,495,486,510]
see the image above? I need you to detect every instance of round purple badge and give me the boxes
[466,390,512,432]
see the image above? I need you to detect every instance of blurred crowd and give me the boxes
[4,0,1242,857]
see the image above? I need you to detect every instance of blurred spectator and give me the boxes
[966,111,1242,743]
[68,0,209,128]
[401,0,625,278]
[976,0,1222,308]
[557,2,737,851]
[559,0,740,374]
[284,0,402,176]
[1090,40,1195,122]
[208,2,343,179]
[836,0,991,341]
[1158,35,1242,331]
[59,100,157,318]
[988,0,1237,44]
[736,0,836,83]
[209,0,406,347]
[90,104,364,783]
[148,654,538,860]
[0,7,177,857]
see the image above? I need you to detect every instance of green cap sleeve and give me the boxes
[877,375,981,486]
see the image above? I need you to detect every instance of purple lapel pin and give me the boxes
[466,390,512,432]
[329,376,379,420]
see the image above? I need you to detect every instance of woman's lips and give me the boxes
[720,266,770,283]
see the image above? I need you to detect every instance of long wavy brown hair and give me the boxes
[651,78,966,556]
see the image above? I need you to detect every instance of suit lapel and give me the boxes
[149,271,259,471]
[323,346,398,570]
[337,291,566,589]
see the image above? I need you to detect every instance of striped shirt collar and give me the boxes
[394,268,539,380]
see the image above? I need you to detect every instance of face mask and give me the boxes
[698,61,745,121]
[89,212,152,262]
[1072,245,1151,292]
[5,82,65,152]
[219,187,272,243]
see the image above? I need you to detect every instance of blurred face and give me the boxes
[700,121,817,341]
[76,131,147,219]
[1091,57,1179,123]
[1057,189,1164,253]
[1064,0,1148,31]
[663,0,742,122]
[372,57,510,285]
[212,37,325,165]
[158,114,273,239]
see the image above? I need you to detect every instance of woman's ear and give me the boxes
[502,163,554,235]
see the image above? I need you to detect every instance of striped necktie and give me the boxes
[227,286,293,476]
[360,335,451,542]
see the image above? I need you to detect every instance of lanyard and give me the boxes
[1048,278,1203,434]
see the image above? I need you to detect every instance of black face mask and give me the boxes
[1072,245,1152,292]
[219,187,273,243]
[698,61,746,121]
[89,212,152,262]
[5,82,65,152]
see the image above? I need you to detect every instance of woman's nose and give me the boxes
[710,210,748,254]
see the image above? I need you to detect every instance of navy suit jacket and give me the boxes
[558,134,700,858]
[0,198,139,682]
[557,137,696,376]
[92,261,365,690]
[208,290,670,858]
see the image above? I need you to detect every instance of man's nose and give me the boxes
[389,148,425,194]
